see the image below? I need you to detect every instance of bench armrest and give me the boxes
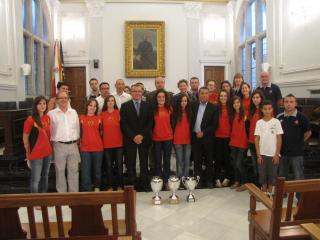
[245,183,273,210]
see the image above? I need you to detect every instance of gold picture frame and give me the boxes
[125,21,165,78]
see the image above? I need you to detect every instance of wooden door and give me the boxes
[204,66,225,92]
[64,67,86,115]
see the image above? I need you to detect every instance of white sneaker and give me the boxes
[216,179,222,188]
[222,178,230,187]
[94,188,100,192]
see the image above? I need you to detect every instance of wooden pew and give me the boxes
[0,186,141,240]
[246,178,320,240]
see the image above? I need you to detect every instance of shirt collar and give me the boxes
[284,109,298,117]
[199,101,208,107]
[133,99,141,104]
[260,82,272,88]
[56,106,71,113]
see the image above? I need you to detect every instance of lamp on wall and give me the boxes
[21,64,31,76]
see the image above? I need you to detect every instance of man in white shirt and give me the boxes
[48,91,80,192]
[112,79,131,109]
[96,82,110,113]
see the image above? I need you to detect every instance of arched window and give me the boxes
[237,0,267,89]
[22,0,52,97]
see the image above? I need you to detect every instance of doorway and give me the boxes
[64,67,86,114]
[204,66,225,91]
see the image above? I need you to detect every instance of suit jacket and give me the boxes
[191,101,218,138]
[120,99,153,146]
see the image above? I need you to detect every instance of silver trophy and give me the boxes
[168,175,181,204]
[150,176,163,205]
[182,176,200,202]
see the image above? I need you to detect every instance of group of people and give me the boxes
[23,71,312,198]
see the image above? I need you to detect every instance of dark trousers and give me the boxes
[249,143,259,183]
[192,134,214,186]
[125,144,149,186]
[230,146,247,184]
[104,147,123,188]
[215,138,231,181]
[154,140,173,183]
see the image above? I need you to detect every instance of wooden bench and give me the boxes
[246,178,320,240]
[0,186,141,240]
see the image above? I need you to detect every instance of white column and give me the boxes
[86,0,104,83]
[184,2,202,81]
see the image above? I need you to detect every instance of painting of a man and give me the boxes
[133,29,157,69]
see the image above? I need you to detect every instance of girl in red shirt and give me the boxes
[152,89,173,186]
[79,99,103,192]
[240,82,251,117]
[214,90,233,188]
[101,95,123,191]
[23,96,52,193]
[249,90,264,185]
[173,94,192,178]
[207,80,218,104]
[229,96,249,191]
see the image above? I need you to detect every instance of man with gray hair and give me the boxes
[112,79,132,109]
[256,71,283,114]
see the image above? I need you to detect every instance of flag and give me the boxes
[51,40,65,96]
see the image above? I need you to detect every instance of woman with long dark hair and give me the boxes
[152,89,173,187]
[240,82,251,116]
[23,96,52,193]
[248,90,264,184]
[229,96,249,191]
[173,94,192,178]
[79,99,103,191]
[221,80,234,99]
[215,90,233,187]
[101,95,123,191]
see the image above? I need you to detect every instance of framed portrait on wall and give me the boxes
[125,21,165,78]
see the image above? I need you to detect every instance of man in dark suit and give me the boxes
[146,76,173,105]
[120,84,153,191]
[191,87,218,188]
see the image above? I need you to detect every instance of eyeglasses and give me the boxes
[56,97,69,100]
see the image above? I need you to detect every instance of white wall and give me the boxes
[102,2,188,93]
[0,0,24,102]
[234,0,320,98]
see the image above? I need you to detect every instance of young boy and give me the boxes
[255,100,283,196]
[277,94,311,181]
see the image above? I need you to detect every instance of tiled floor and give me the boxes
[19,187,253,239]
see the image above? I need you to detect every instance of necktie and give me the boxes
[135,101,140,116]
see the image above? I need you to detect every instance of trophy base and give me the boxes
[169,195,179,204]
[152,196,162,205]
[186,194,196,203]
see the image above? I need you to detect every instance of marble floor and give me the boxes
[18,187,259,240]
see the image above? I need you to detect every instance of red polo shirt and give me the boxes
[101,110,123,148]
[79,115,103,152]
[23,115,52,160]
[215,104,231,138]
[242,97,250,117]
[152,107,173,141]
[229,112,248,149]
[208,93,218,104]
[173,111,190,144]
[249,108,261,144]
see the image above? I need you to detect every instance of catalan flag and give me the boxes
[51,40,65,96]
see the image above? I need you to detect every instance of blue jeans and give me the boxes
[279,156,304,180]
[104,148,123,188]
[174,144,191,177]
[80,151,103,191]
[30,155,52,193]
[230,147,247,184]
[154,140,173,182]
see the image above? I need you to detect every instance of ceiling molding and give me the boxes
[59,0,230,4]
